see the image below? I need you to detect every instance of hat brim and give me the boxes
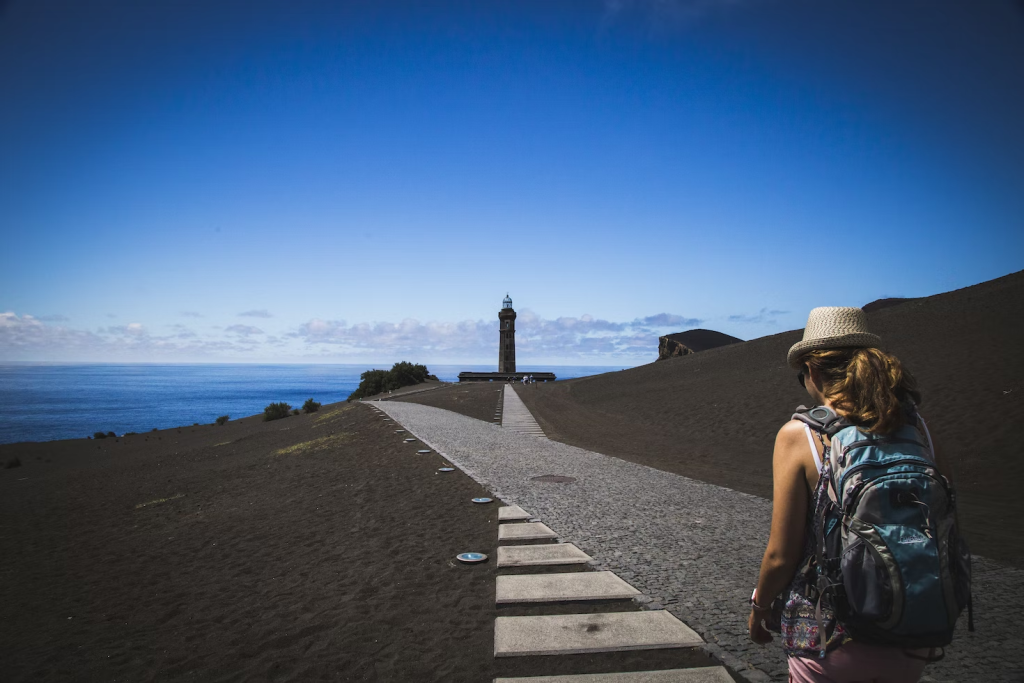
[787,333,882,369]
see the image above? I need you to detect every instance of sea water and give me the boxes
[0,363,626,444]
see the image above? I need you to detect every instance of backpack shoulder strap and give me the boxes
[917,415,936,463]
[791,404,852,439]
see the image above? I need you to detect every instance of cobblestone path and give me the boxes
[373,401,1023,683]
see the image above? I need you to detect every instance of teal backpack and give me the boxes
[793,405,973,658]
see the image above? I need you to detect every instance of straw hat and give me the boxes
[787,307,881,369]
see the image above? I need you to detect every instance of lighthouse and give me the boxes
[498,294,516,373]
[457,295,554,382]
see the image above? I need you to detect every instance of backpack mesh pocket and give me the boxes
[841,529,895,622]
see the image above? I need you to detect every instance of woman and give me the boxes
[748,307,942,682]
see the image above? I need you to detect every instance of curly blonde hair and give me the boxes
[801,347,921,435]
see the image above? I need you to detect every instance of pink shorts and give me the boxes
[789,642,930,683]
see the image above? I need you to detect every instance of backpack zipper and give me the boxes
[842,472,949,531]
[836,458,937,500]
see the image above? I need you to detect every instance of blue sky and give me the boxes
[2,0,1022,364]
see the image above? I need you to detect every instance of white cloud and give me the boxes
[0,312,269,361]
[295,310,702,361]
[1,312,102,351]
[0,309,703,363]
[728,308,788,325]
[238,309,272,318]
[225,324,264,336]
[102,323,147,336]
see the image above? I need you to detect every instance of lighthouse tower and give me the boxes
[498,294,516,373]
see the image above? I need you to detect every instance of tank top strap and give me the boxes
[802,423,823,472]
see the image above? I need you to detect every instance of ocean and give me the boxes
[0,363,627,445]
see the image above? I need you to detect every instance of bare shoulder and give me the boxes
[775,419,807,448]
[775,420,820,483]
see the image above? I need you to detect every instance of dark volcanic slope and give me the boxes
[0,404,500,682]
[393,382,505,423]
[662,328,743,352]
[517,270,1024,567]
[862,297,916,312]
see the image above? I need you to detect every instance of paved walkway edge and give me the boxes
[367,401,1014,683]
[368,402,752,680]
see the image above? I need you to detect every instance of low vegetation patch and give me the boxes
[134,493,185,509]
[313,403,356,427]
[263,402,292,421]
[303,398,321,413]
[348,361,432,401]
[275,432,351,456]
[216,415,230,426]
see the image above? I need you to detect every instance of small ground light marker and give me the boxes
[438,467,455,472]
[417,449,431,454]
[472,497,493,504]
[395,429,405,432]
[405,438,416,442]
[456,552,488,564]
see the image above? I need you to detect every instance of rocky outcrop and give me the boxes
[656,329,743,362]
[658,336,695,361]
[862,297,916,313]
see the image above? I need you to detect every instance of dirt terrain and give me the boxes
[400,271,1024,567]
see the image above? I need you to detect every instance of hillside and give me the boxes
[657,329,743,361]
[517,270,1024,566]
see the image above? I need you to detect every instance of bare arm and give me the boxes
[749,420,816,643]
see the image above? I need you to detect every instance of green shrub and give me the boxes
[93,431,107,439]
[348,362,432,401]
[348,369,389,401]
[216,415,230,426]
[302,398,321,413]
[263,402,292,421]
[291,408,300,416]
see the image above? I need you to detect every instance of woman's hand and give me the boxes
[748,608,774,644]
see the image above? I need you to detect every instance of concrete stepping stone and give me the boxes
[496,571,640,603]
[494,611,703,657]
[497,543,592,567]
[498,505,532,521]
[493,667,734,682]
[498,522,557,541]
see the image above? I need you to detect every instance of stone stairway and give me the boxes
[368,402,738,682]
[501,386,547,438]
[494,504,733,683]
